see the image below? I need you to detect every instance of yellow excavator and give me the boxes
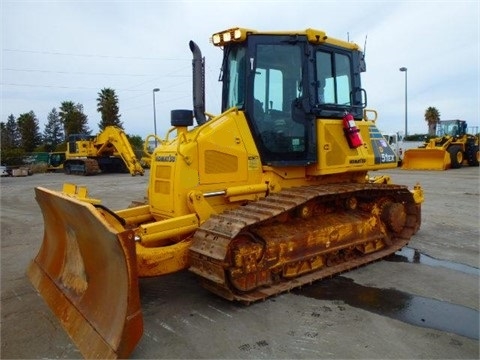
[27,28,424,358]
[46,125,145,176]
[402,120,480,170]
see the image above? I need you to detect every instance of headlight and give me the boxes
[212,34,221,45]
[233,29,242,40]
[211,28,250,46]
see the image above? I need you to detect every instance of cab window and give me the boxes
[316,51,352,106]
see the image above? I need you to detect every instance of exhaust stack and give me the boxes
[189,40,206,125]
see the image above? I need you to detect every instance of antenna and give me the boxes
[347,32,350,42]
[363,34,368,56]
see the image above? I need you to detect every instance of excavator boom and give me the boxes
[59,126,144,176]
[94,126,145,176]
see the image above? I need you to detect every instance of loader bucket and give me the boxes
[402,148,451,170]
[27,187,143,359]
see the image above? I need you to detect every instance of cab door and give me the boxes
[245,35,316,167]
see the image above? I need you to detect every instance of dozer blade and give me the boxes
[27,187,143,359]
[402,148,450,170]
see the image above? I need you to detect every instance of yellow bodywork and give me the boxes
[27,98,423,360]
[27,27,425,359]
[402,146,451,170]
[36,109,422,278]
[46,151,66,172]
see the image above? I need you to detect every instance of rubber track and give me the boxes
[191,183,419,303]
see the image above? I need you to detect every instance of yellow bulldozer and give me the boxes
[402,120,480,170]
[46,125,145,176]
[27,27,424,358]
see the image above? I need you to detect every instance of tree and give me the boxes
[59,101,90,138]
[1,115,24,166]
[43,108,64,152]
[1,114,20,150]
[0,122,5,148]
[17,111,41,152]
[127,134,144,150]
[424,106,441,136]
[97,88,123,130]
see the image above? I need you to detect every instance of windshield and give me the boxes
[436,121,465,137]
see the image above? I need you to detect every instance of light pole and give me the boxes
[152,88,160,147]
[399,67,408,138]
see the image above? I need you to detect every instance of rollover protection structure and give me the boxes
[27,27,424,358]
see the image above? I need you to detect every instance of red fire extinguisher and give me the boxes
[342,112,363,148]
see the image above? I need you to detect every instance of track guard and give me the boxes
[27,187,143,359]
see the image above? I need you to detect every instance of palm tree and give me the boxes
[97,88,123,130]
[424,106,441,136]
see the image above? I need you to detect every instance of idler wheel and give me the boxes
[381,202,406,233]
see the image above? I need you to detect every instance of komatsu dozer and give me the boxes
[27,28,424,358]
[402,120,480,170]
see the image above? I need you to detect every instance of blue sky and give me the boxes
[2,0,479,138]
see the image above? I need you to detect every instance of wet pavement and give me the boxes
[295,274,479,340]
[294,246,479,341]
[388,247,479,276]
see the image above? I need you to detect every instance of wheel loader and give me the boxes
[46,125,145,176]
[27,28,424,359]
[402,119,480,170]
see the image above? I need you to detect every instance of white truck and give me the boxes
[0,165,10,177]
[382,133,425,166]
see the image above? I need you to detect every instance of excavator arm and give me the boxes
[94,126,145,176]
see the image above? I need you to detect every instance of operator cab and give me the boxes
[215,28,366,166]
[436,120,467,137]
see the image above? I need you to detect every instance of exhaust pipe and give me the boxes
[189,40,206,125]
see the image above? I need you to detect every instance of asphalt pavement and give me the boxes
[1,167,478,359]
